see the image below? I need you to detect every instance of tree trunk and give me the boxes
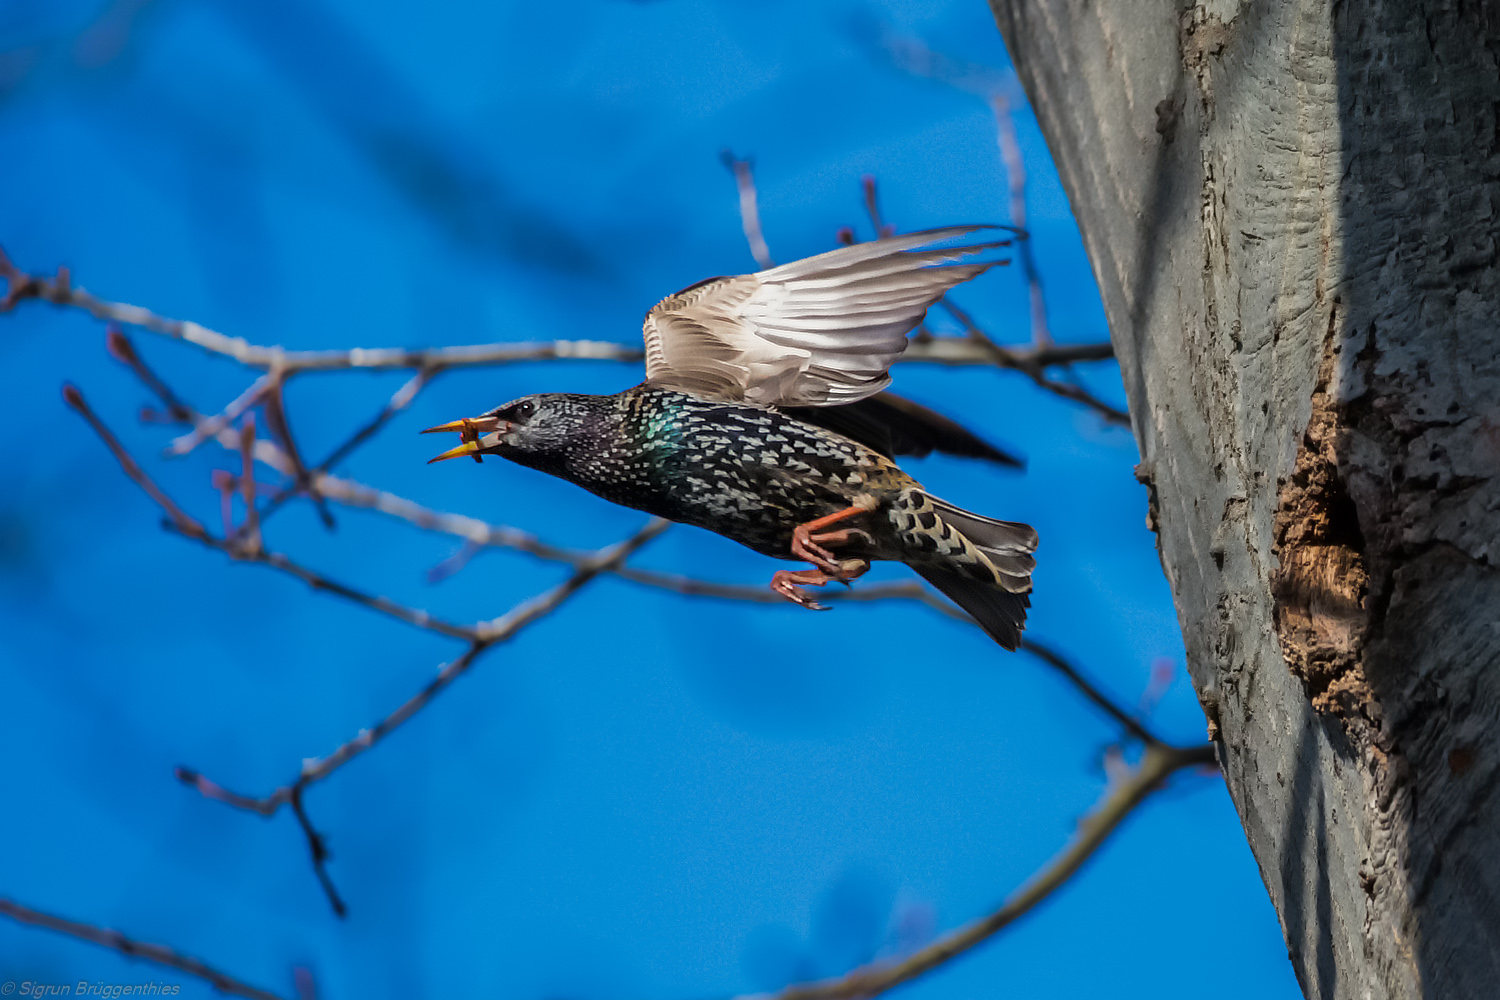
[988,2,1500,997]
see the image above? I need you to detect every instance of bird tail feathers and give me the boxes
[896,491,1037,650]
[912,563,1031,651]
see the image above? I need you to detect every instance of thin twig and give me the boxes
[736,742,1218,1000]
[177,522,665,811]
[1017,639,1159,745]
[105,325,193,422]
[295,472,587,564]
[878,32,1012,97]
[289,786,347,918]
[471,520,669,640]
[0,253,644,370]
[61,384,209,539]
[254,366,439,526]
[238,416,262,552]
[935,300,1128,424]
[173,521,667,913]
[66,384,478,641]
[8,249,1106,376]
[721,151,776,268]
[276,642,488,799]
[176,527,480,640]
[103,326,391,537]
[314,367,437,472]
[861,175,895,239]
[906,337,1114,368]
[990,93,1050,348]
[167,373,270,455]
[427,540,484,583]
[261,378,335,529]
[614,566,958,614]
[0,898,288,1000]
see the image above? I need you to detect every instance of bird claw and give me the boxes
[771,569,833,610]
[791,524,872,576]
[792,534,841,573]
[779,505,878,607]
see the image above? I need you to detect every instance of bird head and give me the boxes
[423,393,598,469]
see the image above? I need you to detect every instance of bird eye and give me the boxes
[512,399,536,422]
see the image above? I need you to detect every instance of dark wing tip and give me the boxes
[864,393,1025,469]
[782,393,1024,468]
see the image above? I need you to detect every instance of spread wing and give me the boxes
[641,226,1011,406]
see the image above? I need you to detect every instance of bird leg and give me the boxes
[770,558,870,610]
[789,498,878,578]
[774,498,878,610]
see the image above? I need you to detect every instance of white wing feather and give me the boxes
[641,226,1010,406]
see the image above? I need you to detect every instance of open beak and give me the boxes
[422,415,506,464]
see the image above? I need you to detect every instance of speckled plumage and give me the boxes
[524,385,916,559]
[425,227,1038,647]
[452,384,1037,647]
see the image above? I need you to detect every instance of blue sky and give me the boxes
[0,1,1298,997]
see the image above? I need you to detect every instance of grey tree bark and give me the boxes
[987,2,1500,997]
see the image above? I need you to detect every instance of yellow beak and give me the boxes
[427,439,483,464]
[422,415,505,464]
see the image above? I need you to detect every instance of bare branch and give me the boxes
[1017,639,1159,745]
[613,567,956,612]
[174,522,666,826]
[470,519,669,639]
[261,378,335,529]
[903,333,1114,368]
[1,253,643,371]
[877,31,1014,98]
[61,384,210,540]
[737,742,1218,1000]
[427,540,485,583]
[105,325,194,422]
[196,531,479,638]
[309,367,436,473]
[721,151,776,268]
[608,565,1155,744]
[262,641,488,803]
[935,300,1128,424]
[0,898,288,1000]
[299,472,587,565]
[66,384,478,640]
[861,175,895,239]
[238,416,263,552]
[167,374,271,456]
[10,250,1109,381]
[989,93,1050,348]
[289,786,347,918]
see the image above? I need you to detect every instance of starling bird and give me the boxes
[425,227,1037,649]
